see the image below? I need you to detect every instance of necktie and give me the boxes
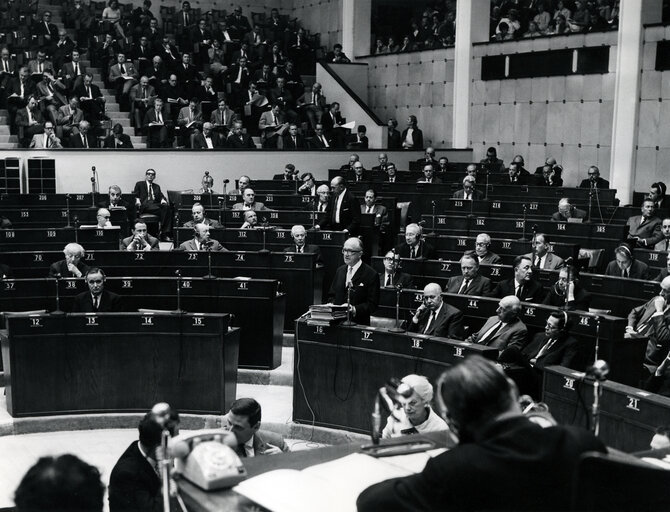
[322,136,328,147]
[74,63,79,75]
[45,22,50,34]
[157,111,162,123]
[149,184,154,200]
[410,246,416,259]
[142,87,146,99]
[273,114,277,125]
[622,268,627,278]
[386,274,392,287]
[184,12,189,25]
[390,178,394,183]
[120,63,126,74]
[86,86,91,98]
[27,108,32,123]
[423,311,436,334]
[666,239,669,251]
[46,135,50,148]
[93,296,99,311]
[367,206,372,214]
[479,321,503,344]
[535,337,558,360]
[3,61,7,72]
[346,266,353,287]
[39,62,43,73]
[516,284,523,298]
[458,279,469,294]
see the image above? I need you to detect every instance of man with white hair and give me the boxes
[240,210,258,229]
[315,184,329,213]
[395,223,436,259]
[551,198,587,222]
[452,176,483,200]
[474,233,501,265]
[411,283,464,339]
[466,295,528,352]
[178,223,226,251]
[381,374,449,439]
[282,224,322,263]
[81,208,113,229]
[48,243,89,277]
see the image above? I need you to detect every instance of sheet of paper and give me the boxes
[377,448,447,473]
[341,121,356,130]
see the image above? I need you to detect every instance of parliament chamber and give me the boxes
[3,0,670,511]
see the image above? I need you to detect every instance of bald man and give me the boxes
[178,223,227,251]
[327,237,379,325]
[466,295,528,352]
[315,176,360,234]
[410,283,464,339]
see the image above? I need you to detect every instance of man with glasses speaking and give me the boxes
[327,237,379,325]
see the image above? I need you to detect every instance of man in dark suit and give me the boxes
[133,168,173,241]
[395,223,436,259]
[358,356,605,512]
[6,67,36,122]
[222,398,288,457]
[297,82,327,131]
[654,218,670,252]
[551,198,588,222]
[524,233,564,270]
[655,253,670,282]
[416,163,442,184]
[0,47,17,90]
[99,184,134,224]
[227,120,256,149]
[15,96,44,145]
[48,242,89,278]
[579,165,610,189]
[452,176,484,200]
[120,221,160,251]
[68,120,97,148]
[178,224,227,251]
[109,411,179,511]
[315,176,361,234]
[410,283,464,339]
[387,118,401,149]
[103,123,134,148]
[446,253,494,296]
[72,73,106,124]
[70,268,123,312]
[379,250,414,289]
[605,244,649,280]
[143,97,170,148]
[506,162,528,185]
[474,233,502,265]
[494,255,544,303]
[282,224,322,264]
[627,199,663,248]
[361,189,389,234]
[466,295,528,351]
[192,122,225,149]
[542,267,592,311]
[321,101,346,148]
[327,237,380,325]
[182,203,222,229]
[278,123,307,149]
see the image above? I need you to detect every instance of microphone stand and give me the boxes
[529,224,538,265]
[388,284,405,332]
[222,179,229,229]
[217,196,223,227]
[310,195,316,230]
[587,187,594,223]
[65,193,72,228]
[484,170,490,200]
[342,282,356,326]
[52,274,64,315]
[73,216,79,244]
[294,172,300,195]
[563,264,572,310]
[203,242,215,279]
[160,430,171,512]
[520,204,527,241]
[175,270,184,313]
[90,166,97,207]
[173,208,181,248]
[427,200,436,236]
[593,315,601,364]
[258,219,270,254]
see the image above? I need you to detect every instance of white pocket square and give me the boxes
[359,283,364,286]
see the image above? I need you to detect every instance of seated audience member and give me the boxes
[321,101,346,148]
[14,455,104,512]
[654,253,670,282]
[36,71,67,126]
[270,77,297,122]
[464,163,479,181]
[466,295,528,351]
[452,176,483,200]
[232,188,267,211]
[381,374,449,439]
[133,168,173,241]
[474,233,502,264]
[179,223,226,251]
[379,250,414,289]
[387,118,401,149]
[28,50,53,79]
[395,223,436,259]
[346,125,368,150]
[121,221,160,251]
[340,152,358,172]
[0,47,17,90]
[234,175,251,195]
[29,120,62,148]
[199,173,217,194]
[109,409,180,511]
[81,208,113,229]
[372,153,389,173]
[436,157,450,175]
[57,96,84,142]
[221,398,287,457]
[535,164,563,187]
[48,242,89,278]
[525,233,564,269]
[177,97,203,146]
[103,123,134,148]
[309,123,331,149]
[71,267,122,312]
[325,43,350,63]
[605,244,649,279]
[379,162,399,183]
[411,282,464,339]
[401,115,423,150]
[510,155,530,176]
[506,161,528,185]
[480,146,505,172]
[283,224,322,262]
[446,253,494,296]
[227,120,256,149]
[129,76,156,131]
[183,203,222,228]
[650,182,668,213]
[100,185,130,210]
[73,73,106,124]
[314,184,330,213]
[494,255,544,302]
[579,165,610,189]
[627,199,663,248]
[6,67,35,121]
[551,197,587,222]
[417,147,438,166]
[108,53,139,107]
[258,103,287,148]
[16,96,44,145]
[543,267,592,311]
[501,311,584,398]
[193,122,224,149]
[361,189,389,233]
[240,210,258,229]
[298,172,317,195]
[650,426,670,450]
[143,96,170,148]
[417,163,441,184]
[626,276,670,376]
[210,97,237,135]
[69,120,96,148]
[315,177,361,234]
[278,123,307,150]
[297,82,326,131]
[273,163,298,181]
[327,237,379,324]
[350,162,366,183]
[357,356,605,512]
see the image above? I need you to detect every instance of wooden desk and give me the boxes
[293,320,497,434]
[1,312,239,417]
[0,227,121,251]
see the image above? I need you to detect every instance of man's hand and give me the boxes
[260,443,283,455]
[160,198,167,205]
[654,295,667,313]
[67,262,82,277]
[135,198,141,207]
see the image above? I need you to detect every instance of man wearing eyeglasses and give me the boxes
[132,168,173,242]
[379,250,413,289]
[327,237,379,325]
[579,165,610,189]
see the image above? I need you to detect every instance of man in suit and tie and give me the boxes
[298,172,318,196]
[416,163,442,184]
[278,123,307,149]
[69,120,97,148]
[57,96,84,142]
[221,398,287,458]
[120,221,160,251]
[192,122,225,149]
[129,76,156,132]
[372,153,389,173]
[178,223,227,251]
[551,198,588,222]
[103,123,134,148]
[494,255,544,302]
[379,250,414,289]
[182,203,222,229]
[410,283,464,339]
[524,233,564,270]
[6,67,36,123]
[108,53,139,107]
[452,176,484,200]
[71,268,123,313]
[15,95,44,146]
[73,73,106,124]
[297,82,327,131]
[626,276,670,375]
[314,184,330,214]
[232,188,268,211]
[143,97,170,148]
[654,218,670,252]
[176,97,203,147]
[474,233,502,265]
[0,47,17,91]
[361,189,389,234]
[627,199,664,248]
[258,103,287,148]
[308,123,331,149]
[59,50,86,93]
[327,237,380,325]
[29,120,62,148]
[605,244,649,279]
[321,101,346,148]
[315,176,361,234]
[282,225,322,263]
[579,165,610,189]
[446,253,494,296]
[48,243,89,278]
[379,162,399,183]
[36,71,67,125]
[395,223,436,259]
[466,295,528,352]
[227,120,256,149]
[27,50,53,80]
[210,97,237,136]
[133,168,173,241]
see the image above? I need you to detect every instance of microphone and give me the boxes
[223,179,230,184]
[586,360,609,381]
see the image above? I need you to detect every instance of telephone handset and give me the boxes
[171,429,247,491]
